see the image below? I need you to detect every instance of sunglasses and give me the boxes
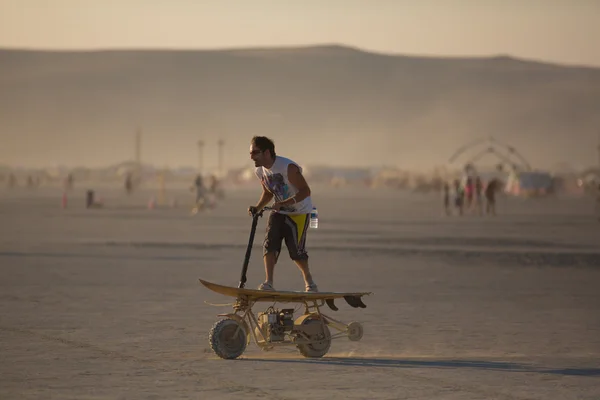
[250,149,263,156]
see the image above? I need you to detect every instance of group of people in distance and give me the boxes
[443,175,501,216]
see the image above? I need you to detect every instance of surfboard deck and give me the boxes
[199,278,372,309]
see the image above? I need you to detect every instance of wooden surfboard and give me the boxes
[199,278,372,310]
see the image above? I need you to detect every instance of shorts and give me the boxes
[263,212,310,261]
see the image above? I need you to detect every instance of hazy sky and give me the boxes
[1,0,599,66]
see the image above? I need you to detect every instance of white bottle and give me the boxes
[309,207,318,229]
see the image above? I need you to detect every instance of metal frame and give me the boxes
[216,294,360,350]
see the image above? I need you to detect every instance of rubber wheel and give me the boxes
[347,321,364,341]
[297,318,331,358]
[209,318,247,359]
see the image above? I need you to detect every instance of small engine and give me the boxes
[257,307,295,342]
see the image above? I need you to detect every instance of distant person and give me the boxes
[86,190,104,209]
[125,173,134,195]
[191,174,206,212]
[474,176,483,215]
[205,174,222,208]
[453,179,464,216]
[442,181,451,215]
[464,176,474,209]
[485,178,499,215]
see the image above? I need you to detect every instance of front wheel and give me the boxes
[209,318,247,359]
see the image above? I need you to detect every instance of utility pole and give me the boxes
[218,139,225,177]
[135,128,142,168]
[197,140,205,175]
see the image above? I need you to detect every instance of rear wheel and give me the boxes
[209,318,247,359]
[297,318,331,358]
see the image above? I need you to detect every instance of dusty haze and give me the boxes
[1,45,600,171]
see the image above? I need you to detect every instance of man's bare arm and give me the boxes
[255,183,274,209]
[279,164,311,207]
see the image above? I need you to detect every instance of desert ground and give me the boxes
[1,184,599,399]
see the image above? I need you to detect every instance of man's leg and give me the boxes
[283,214,317,290]
[293,259,315,286]
[260,213,284,289]
[263,252,278,285]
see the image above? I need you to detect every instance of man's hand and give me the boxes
[248,206,258,216]
[271,202,283,212]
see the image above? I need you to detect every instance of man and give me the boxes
[191,174,206,212]
[485,178,499,215]
[442,181,451,216]
[248,136,318,292]
[453,179,464,216]
[474,176,483,215]
[125,172,134,195]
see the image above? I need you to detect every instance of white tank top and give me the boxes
[255,156,313,214]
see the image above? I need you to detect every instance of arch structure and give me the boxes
[447,136,532,174]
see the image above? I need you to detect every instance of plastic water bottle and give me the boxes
[309,207,318,229]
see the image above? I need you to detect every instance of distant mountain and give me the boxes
[1,44,599,170]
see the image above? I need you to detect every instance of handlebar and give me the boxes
[250,205,273,218]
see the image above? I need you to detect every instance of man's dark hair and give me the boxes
[251,136,276,158]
